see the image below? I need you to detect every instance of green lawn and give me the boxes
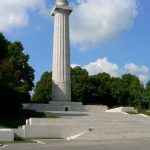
[140,111,150,116]
[128,110,150,116]
[0,110,56,128]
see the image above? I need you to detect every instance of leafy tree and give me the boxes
[144,81,150,109]
[32,72,52,103]
[0,33,34,113]
[121,74,144,109]
[71,66,92,103]
[72,75,94,104]
[90,73,112,106]
[0,33,9,61]
[110,77,124,107]
[0,59,15,85]
[71,66,88,77]
[8,42,35,103]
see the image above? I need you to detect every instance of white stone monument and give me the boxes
[49,0,84,111]
[51,0,72,102]
[23,0,107,112]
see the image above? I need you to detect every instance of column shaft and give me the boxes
[52,9,71,101]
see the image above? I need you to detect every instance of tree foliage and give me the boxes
[71,66,91,103]
[32,72,52,103]
[0,33,34,114]
[121,74,144,108]
[33,66,149,110]
[32,64,150,110]
[144,81,150,109]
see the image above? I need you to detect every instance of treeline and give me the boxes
[0,33,34,114]
[32,67,150,110]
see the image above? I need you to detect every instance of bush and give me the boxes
[0,86,22,114]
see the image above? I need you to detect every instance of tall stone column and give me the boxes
[51,0,72,102]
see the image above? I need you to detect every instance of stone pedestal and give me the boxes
[23,102,85,112]
[49,101,84,111]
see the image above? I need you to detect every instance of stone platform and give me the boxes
[23,102,108,112]
[1,111,150,141]
[13,111,150,140]
[23,101,85,112]
[49,101,84,111]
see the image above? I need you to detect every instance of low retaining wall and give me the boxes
[13,129,24,138]
[106,107,138,113]
[26,118,72,126]
[0,129,14,142]
[22,125,87,138]
[85,105,108,112]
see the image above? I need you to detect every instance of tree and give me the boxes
[71,66,92,104]
[121,74,144,109]
[110,77,124,107]
[8,42,34,102]
[32,72,52,103]
[0,59,15,85]
[0,33,34,113]
[0,33,9,61]
[144,81,150,109]
[90,73,112,106]
[71,66,88,77]
[72,75,94,104]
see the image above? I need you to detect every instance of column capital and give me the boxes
[51,5,73,16]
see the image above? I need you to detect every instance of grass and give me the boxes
[14,137,37,143]
[0,137,36,144]
[127,112,138,114]
[127,110,150,116]
[139,110,150,116]
[0,109,56,128]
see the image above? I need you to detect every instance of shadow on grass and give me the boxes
[0,109,56,128]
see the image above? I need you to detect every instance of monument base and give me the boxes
[48,101,84,111]
[23,101,85,112]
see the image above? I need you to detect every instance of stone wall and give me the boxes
[0,129,14,142]
[106,107,138,113]
[23,103,108,112]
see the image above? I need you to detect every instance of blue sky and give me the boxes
[1,0,150,84]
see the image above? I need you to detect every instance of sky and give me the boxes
[0,0,150,85]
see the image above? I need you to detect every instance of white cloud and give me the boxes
[0,0,48,32]
[124,63,149,82]
[72,57,149,82]
[70,0,139,50]
[124,63,149,74]
[71,64,80,68]
[138,74,149,82]
[83,57,120,77]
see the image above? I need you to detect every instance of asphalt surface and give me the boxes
[1,138,150,150]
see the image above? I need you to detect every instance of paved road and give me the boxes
[2,138,150,150]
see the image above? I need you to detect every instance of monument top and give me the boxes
[56,0,68,6]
